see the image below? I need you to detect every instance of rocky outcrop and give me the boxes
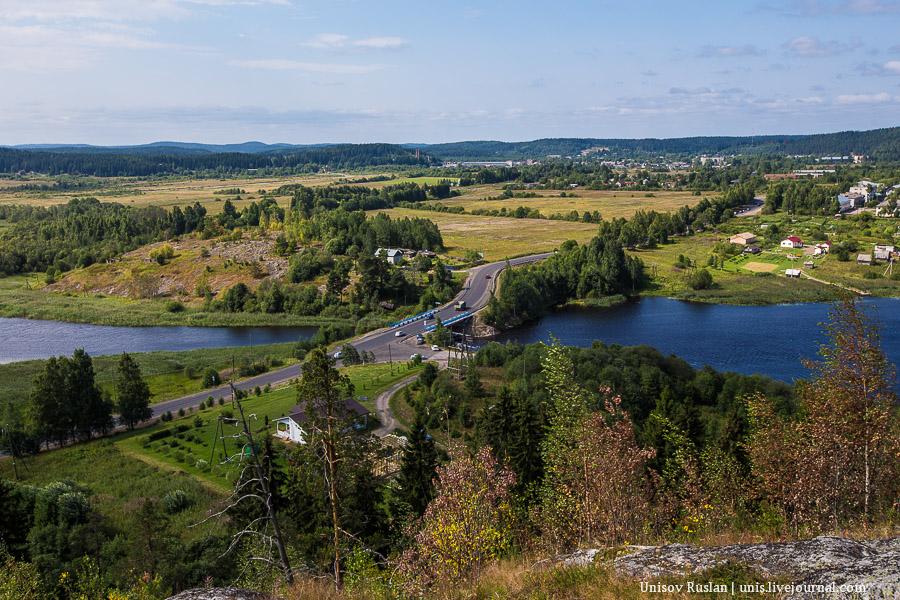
[594,536,900,599]
[165,588,282,600]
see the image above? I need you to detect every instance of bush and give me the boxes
[202,367,221,388]
[163,489,190,514]
[147,429,172,442]
[218,397,225,406]
[863,271,882,279]
[165,300,185,313]
[195,459,210,472]
[172,451,186,463]
[254,385,261,396]
[206,396,214,407]
[263,383,271,393]
[176,424,190,433]
[193,416,204,428]
[689,268,713,290]
[177,407,185,417]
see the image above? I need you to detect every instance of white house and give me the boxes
[274,399,370,444]
[375,248,404,265]
[781,237,803,249]
[874,245,895,261]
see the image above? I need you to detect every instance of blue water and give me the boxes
[491,296,900,383]
[0,318,318,363]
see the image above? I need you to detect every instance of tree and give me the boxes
[116,352,152,430]
[427,317,452,348]
[295,347,357,585]
[747,298,900,528]
[339,343,361,366]
[396,410,438,516]
[689,268,713,290]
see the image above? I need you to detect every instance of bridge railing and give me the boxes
[423,312,473,332]
[389,310,436,329]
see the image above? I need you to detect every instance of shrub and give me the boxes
[195,459,210,472]
[218,397,225,406]
[263,383,271,393]
[254,385,261,396]
[172,451,186,463]
[165,300,185,313]
[162,489,190,514]
[689,268,713,290]
[147,429,172,442]
[206,396,214,407]
[863,271,881,279]
[198,401,205,411]
[202,367,221,388]
[193,416,203,428]
[176,424,190,433]
[177,407,185,417]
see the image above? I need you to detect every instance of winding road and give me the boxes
[147,252,554,429]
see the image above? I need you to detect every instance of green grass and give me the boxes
[116,361,426,488]
[0,438,223,538]
[0,274,355,327]
[0,342,303,415]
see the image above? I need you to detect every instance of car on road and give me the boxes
[431,345,440,351]
[485,273,491,278]
[416,335,425,345]
[395,330,405,337]
[333,351,342,359]
[410,353,421,360]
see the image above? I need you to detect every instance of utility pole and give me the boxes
[3,425,18,480]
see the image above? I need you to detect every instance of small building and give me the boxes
[785,269,801,278]
[743,244,762,255]
[729,232,757,245]
[875,200,898,217]
[273,399,370,444]
[874,245,895,261]
[375,248,404,265]
[803,261,815,269]
[857,254,872,265]
[780,237,803,249]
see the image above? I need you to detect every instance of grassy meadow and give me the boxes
[433,187,703,219]
[371,208,598,260]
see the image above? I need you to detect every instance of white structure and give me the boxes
[781,237,803,249]
[874,245,895,261]
[375,248,404,265]
[274,399,370,444]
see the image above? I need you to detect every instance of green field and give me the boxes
[432,187,703,220]
[115,361,425,488]
[371,208,598,260]
[0,342,306,417]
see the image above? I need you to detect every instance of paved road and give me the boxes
[148,252,554,420]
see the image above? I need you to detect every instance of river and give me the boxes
[0,318,317,364]
[490,296,900,383]
[3,297,900,382]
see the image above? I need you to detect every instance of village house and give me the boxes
[273,399,370,444]
[857,254,872,265]
[743,244,762,255]
[375,248,404,265]
[814,242,832,255]
[780,237,803,249]
[729,232,757,245]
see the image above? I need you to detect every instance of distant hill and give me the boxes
[0,143,434,176]
[414,127,900,160]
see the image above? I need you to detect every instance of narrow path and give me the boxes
[372,375,418,437]
[800,270,871,296]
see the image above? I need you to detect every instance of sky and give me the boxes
[1,0,900,145]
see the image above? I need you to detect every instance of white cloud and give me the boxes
[772,0,900,15]
[855,60,900,75]
[303,33,409,53]
[783,36,859,57]
[229,59,383,74]
[698,45,765,58]
[835,92,894,103]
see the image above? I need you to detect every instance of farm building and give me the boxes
[729,232,757,245]
[785,269,801,278]
[803,261,814,269]
[273,398,370,444]
[780,237,803,249]
[743,244,762,255]
[874,245,895,261]
[857,254,872,265]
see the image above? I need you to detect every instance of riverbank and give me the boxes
[0,274,361,328]
[0,341,301,414]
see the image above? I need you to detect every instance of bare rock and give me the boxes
[603,536,900,599]
[165,588,282,600]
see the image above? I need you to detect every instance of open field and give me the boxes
[0,173,346,210]
[371,208,598,260]
[431,187,704,220]
[742,261,779,273]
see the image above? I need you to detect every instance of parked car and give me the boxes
[410,353,421,360]
[395,330,405,337]
[431,345,440,351]
[416,336,425,345]
[333,351,342,359]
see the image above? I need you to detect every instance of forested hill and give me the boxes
[0,143,435,176]
[417,126,900,160]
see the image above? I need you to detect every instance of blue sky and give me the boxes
[1,0,899,145]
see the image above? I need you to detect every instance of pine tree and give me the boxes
[397,410,438,515]
[116,352,152,430]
